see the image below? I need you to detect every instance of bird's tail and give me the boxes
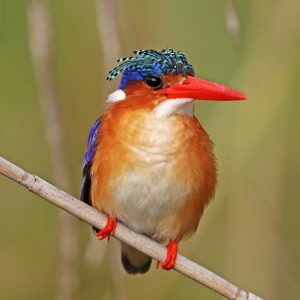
[121,242,152,274]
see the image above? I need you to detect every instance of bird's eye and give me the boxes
[144,75,163,89]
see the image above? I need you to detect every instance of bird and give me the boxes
[80,48,246,274]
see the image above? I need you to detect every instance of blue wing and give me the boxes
[80,118,101,205]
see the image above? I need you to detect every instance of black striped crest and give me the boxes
[107,48,195,81]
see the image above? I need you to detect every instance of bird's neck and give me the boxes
[101,101,207,165]
[154,98,194,119]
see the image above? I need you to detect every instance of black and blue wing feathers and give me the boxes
[80,118,101,205]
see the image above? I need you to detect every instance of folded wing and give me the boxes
[80,118,101,205]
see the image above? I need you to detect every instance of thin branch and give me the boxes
[84,2,122,268]
[27,1,78,300]
[225,0,241,47]
[84,2,122,266]
[0,156,263,300]
[97,0,121,69]
[96,1,126,300]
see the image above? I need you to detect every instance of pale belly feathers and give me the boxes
[104,111,207,241]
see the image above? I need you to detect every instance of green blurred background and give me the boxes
[1,0,300,299]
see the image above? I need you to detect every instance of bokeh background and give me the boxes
[1,0,300,299]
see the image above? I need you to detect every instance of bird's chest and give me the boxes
[101,112,212,235]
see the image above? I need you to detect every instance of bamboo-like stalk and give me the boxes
[27,1,78,300]
[97,0,121,68]
[83,2,121,266]
[83,2,126,300]
[0,156,263,300]
[84,3,121,267]
[225,0,241,47]
[96,1,126,299]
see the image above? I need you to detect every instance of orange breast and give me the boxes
[91,102,217,242]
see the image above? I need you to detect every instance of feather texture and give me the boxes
[90,92,217,242]
[80,118,101,205]
[81,48,223,274]
[107,48,195,90]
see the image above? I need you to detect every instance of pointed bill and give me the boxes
[158,75,247,101]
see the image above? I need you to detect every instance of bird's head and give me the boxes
[106,49,246,117]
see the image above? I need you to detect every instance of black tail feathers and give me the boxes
[121,243,152,274]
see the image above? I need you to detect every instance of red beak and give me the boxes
[157,75,247,101]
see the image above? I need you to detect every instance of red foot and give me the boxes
[96,216,116,241]
[158,240,178,270]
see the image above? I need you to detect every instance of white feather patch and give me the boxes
[106,89,126,104]
[154,98,194,119]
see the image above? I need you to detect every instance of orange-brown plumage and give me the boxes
[81,49,246,274]
[91,74,217,242]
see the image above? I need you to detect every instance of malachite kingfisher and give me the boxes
[81,48,246,274]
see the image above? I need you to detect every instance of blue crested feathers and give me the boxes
[107,48,195,90]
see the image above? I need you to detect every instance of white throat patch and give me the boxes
[106,89,126,105]
[154,98,194,119]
